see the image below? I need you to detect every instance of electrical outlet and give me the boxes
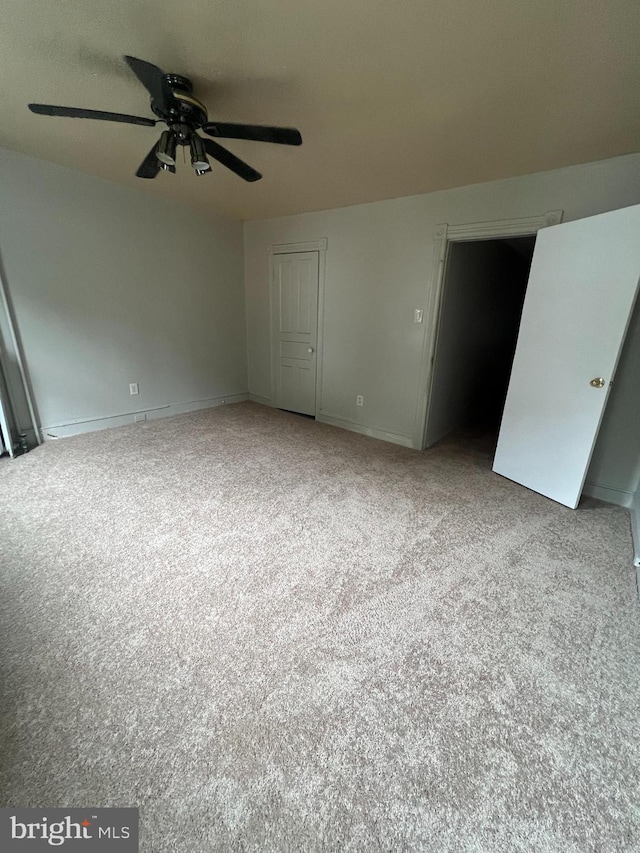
[134,413,146,423]
[129,383,139,396]
[356,395,364,406]
[414,308,424,324]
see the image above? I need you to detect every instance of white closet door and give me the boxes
[271,251,319,416]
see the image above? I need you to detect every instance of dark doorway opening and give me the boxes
[425,236,536,448]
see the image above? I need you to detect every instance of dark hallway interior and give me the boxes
[426,235,535,446]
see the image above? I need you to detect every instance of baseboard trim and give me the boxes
[316,412,414,448]
[248,394,275,407]
[582,481,633,509]
[40,393,249,440]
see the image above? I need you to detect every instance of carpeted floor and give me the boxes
[1,401,638,852]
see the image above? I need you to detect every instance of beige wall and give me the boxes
[244,153,640,501]
[0,148,247,437]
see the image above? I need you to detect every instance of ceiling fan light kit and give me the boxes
[189,134,210,173]
[27,55,302,184]
[156,129,177,166]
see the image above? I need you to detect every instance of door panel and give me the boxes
[271,252,319,415]
[493,204,640,508]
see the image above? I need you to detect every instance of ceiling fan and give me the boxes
[28,55,302,183]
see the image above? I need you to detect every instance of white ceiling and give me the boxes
[1,0,639,221]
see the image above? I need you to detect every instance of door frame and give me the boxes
[0,252,41,449]
[413,210,564,450]
[268,239,327,416]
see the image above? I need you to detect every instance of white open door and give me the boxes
[493,204,640,508]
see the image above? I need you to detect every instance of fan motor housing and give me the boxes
[164,74,192,93]
[151,74,208,128]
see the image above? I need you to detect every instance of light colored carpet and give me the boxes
[1,401,638,852]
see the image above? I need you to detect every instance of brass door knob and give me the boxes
[590,377,605,388]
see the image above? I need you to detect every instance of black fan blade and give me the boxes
[203,139,262,182]
[124,56,174,114]
[28,103,157,127]
[203,122,302,146]
[136,143,161,179]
